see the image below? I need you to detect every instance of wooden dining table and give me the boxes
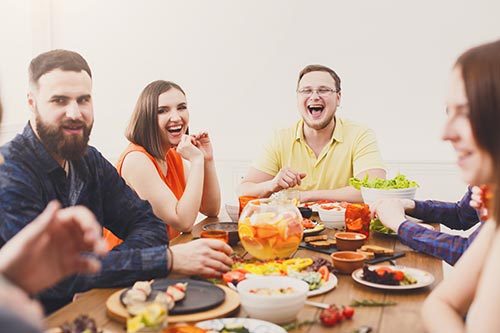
[45,214,443,333]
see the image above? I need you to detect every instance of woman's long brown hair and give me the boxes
[455,39,500,224]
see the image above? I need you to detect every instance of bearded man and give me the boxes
[0,50,232,313]
[238,64,386,203]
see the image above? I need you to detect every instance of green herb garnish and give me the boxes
[281,319,318,331]
[350,299,397,307]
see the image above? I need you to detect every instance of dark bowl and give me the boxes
[202,222,240,246]
[298,206,313,219]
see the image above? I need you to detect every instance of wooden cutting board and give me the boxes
[106,285,240,324]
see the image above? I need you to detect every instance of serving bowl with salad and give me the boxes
[350,174,419,204]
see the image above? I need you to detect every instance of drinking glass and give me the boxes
[238,195,258,217]
[200,229,229,244]
[126,300,168,333]
[285,190,300,206]
[344,203,371,239]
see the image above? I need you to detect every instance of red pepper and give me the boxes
[222,269,248,285]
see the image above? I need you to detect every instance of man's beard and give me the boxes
[303,112,335,131]
[35,112,92,160]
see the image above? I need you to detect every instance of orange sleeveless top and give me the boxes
[103,143,186,249]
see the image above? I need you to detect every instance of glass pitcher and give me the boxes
[238,198,303,260]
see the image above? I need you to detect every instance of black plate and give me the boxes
[120,279,225,315]
[299,241,339,255]
[302,223,326,238]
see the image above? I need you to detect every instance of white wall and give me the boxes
[0,0,496,204]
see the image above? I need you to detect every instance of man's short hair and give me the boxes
[297,64,341,92]
[29,49,92,88]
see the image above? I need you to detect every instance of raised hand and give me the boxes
[191,131,214,161]
[0,201,108,295]
[270,167,306,193]
[175,134,204,163]
[470,185,491,220]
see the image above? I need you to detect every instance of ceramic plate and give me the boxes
[303,222,326,237]
[307,273,338,296]
[120,279,225,315]
[229,273,337,297]
[196,317,287,333]
[352,265,435,290]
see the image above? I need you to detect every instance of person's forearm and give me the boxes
[422,294,465,333]
[40,246,169,305]
[299,186,362,203]
[410,189,479,230]
[200,160,221,216]
[174,160,205,231]
[238,181,274,198]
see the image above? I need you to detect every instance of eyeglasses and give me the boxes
[297,87,338,97]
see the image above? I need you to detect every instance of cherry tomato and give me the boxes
[319,306,341,327]
[342,306,355,319]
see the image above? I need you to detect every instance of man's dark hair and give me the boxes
[29,49,92,87]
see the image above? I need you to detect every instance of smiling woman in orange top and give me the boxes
[104,81,221,248]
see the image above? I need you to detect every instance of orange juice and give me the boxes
[345,203,371,238]
[238,195,258,217]
[239,211,303,260]
[200,230,229,244]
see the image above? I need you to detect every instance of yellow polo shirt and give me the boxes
[253,118,385,191]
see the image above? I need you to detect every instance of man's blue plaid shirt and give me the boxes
[399,188,480,265]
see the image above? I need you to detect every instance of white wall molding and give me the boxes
[215,158,467,205]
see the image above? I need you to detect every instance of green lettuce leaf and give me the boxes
[349,173,419,190]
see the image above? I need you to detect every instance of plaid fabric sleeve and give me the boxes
[410,188,479,230]
[398,220,482,265]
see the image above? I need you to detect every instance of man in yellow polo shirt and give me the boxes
[238,64,386,203]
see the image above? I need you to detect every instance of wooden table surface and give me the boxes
[45,214,443,333]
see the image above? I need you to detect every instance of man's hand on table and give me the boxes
[170,239,233,277]
[370,198,415,232]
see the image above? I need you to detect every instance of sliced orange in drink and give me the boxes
[238,224,255,238]
[273,235,301,257]
[250,212,280,225]
[255,224,279,239]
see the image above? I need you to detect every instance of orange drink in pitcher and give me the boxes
[238,198,303,260]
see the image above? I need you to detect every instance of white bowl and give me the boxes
[237,276,309,324]
[317,204,345,229]
[225,202,239,222]
[360,187,417,204]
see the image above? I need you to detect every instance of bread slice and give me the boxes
[356,249,376,260]
[360,245,394,255]
[304,234,328,243]
[309,239,336,248]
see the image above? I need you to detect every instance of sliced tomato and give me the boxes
[318,265,330,282]
[392,270,405,281]
[222,269,248,284]
[302,218,315,229]
[374,267,393,277]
